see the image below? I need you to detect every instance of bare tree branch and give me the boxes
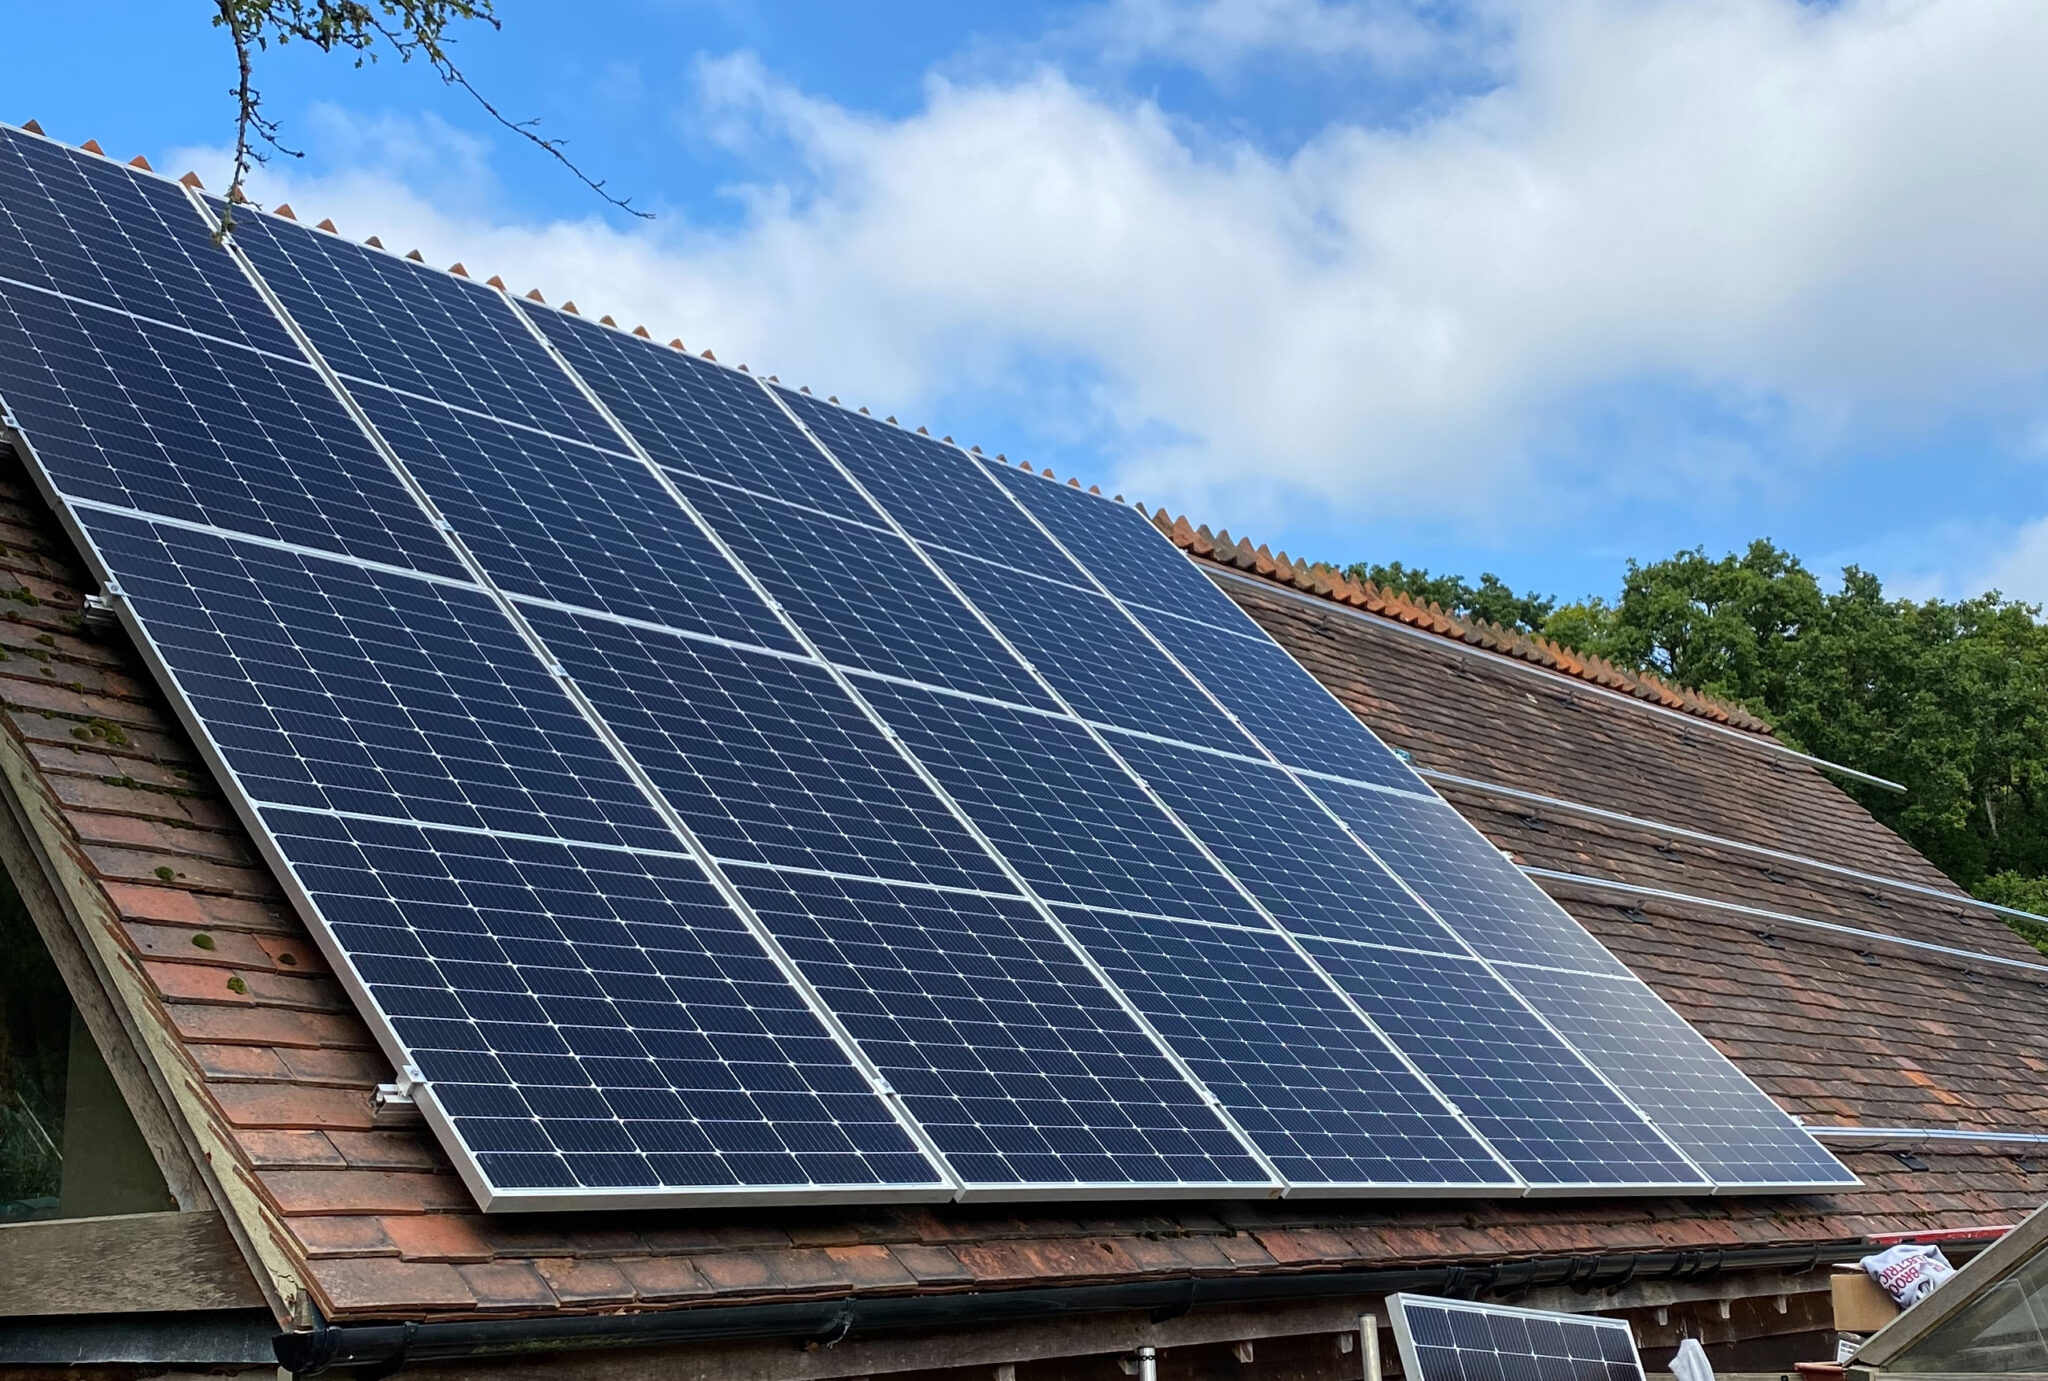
[208,0,646,242]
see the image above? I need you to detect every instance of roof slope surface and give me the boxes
[0,441,2039,1322]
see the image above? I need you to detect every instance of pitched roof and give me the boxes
[3,436,2041,1326]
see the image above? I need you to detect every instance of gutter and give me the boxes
[275,1241,1857,1376]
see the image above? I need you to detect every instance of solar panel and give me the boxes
[1301,940,1703,1188]
[1503,966,1859,1188]
[1387,1294,1646,1381]
[0,126,1856,1205]
[1056,908,1516,1189]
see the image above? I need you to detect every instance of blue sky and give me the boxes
[13,0,2048,611]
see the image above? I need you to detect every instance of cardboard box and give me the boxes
[1833,1270,1901,1333]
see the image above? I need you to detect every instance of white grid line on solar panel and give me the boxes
[672,473,1061,712]
[986,459,1254,627]
[1297,938,1706,1188]
[240,802,704,863]
[1500,966,1857,1187]
[776,388,1082,577]
[856,678,1274,928]
[257,806,945,1196]
[83,508,680,852]
[1135,601,1427,794]
[721,863,1272,1190]
[224,207,621,450]
[925,546,1261,757]
[1050,906,1519,1189]
[1103,738,1466,956]
[1308,778,1634,978]
[344,381,801,653]
[0,127,301,355]
[516,602,1023,895]
[1392,1296,1644,1381]
[0,273,316,372]
[522,304,883,525]
[0,278,469,579]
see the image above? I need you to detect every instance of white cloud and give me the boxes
[174,0,2048,538]
[1064,0,1486,76]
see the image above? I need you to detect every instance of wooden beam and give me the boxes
[0,1211,266,1316]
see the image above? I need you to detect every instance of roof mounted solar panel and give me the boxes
[0,125,1856,1206]
[1387,1294,1647,1381]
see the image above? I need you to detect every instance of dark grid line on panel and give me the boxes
[1054,907,1516,1188]
[87,509,678,852]
[1301,939,1704,1188]
[778,389,1078,577]
[1138,605,1425,794]
[1107,739,1462,956]
[858,680,1272,928]
[1309,779,1633,978]
[0,282,467,578]
[224,208,618,449]
[354,384,797,652]
[930,547,1260,756]
[676,475,1060,712]
[521,603,1018,895]
[524,305,878,522]
[261,808,943,1196]
[0,127,300,355]
[1502,966,1858,1187]
[726,866,1267,1189]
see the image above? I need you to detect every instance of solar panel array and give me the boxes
[1387,1294,1647,1381]
[0,125,1854,1207]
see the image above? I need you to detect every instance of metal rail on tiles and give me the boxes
[1204,567,1907,793]
[1417,768,2048,931]
[1520,867,2048,978]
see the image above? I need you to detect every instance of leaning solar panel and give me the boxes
[1388,1294,1646,1381]
[261,809,947,1205]
[1504,967,1859,1188]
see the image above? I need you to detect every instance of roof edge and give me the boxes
[1149,509,1776,736]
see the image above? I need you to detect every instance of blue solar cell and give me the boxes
[1308,780,1632,977]
[727,866,1267,1188]
[0,127,298,355]
[521,604,1015,894]
[1055,908,1513,1188]
[780,390,1075,575]
[525,306,878,522]
[1503,966,1858,1187]
[226,209,617,448]
[1140,608,1424,793]
[1108,741,1460,955]
[989,461,1251,629]
[929,549,1258,756]
[260,808,942,1196]
[0,284,466,577]
[676,476,1058,710]
[1300,939,1704,1187]
[88,510,675,851]
[356,386,796,651]
[859,680,1270,927]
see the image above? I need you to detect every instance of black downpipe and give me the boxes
[274,1240,1852,1377]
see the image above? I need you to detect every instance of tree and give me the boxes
[209,1,643,232]
[1343,561,1558,634]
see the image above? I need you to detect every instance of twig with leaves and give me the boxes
[208,0,647,240]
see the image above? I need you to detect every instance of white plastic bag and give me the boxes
[1861,1243,1956,1309]
[1671,1336,1714,1381]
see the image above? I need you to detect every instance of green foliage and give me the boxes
[1350,538,2048,915]
[1976,872,2048,954]
[1344,561,1559,634]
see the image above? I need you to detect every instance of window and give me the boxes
[1,870,173,1220]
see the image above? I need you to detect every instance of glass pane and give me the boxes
[0,872,173,1220]
[1891,1247,2048,1373]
